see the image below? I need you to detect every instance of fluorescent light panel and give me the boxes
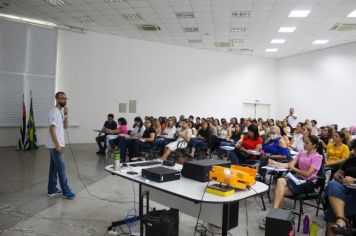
[0,13,57,27]
[232,11,251,18]
[230,27,247,32]
[266,48,278,52]
[347,10,356,17]
[312,40,329,44]
[279,27,296,32]
[44,0,66,6]
[176,12,195,19]
[288,10,310,17]
[271,39,285,44]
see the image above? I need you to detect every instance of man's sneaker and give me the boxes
[63,191,75,199]
[48,188,63,197]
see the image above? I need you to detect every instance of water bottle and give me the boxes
[309,221,318,236]
[113,150,120,171]
[303,215,310,234]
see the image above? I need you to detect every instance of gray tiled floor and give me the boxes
[0,144,326,235]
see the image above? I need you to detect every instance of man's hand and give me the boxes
[63,107,69,116]
[55,144,63,153]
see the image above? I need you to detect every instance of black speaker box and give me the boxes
[265,208,294,236]
[142,208,179,236]
[181,159,231,182]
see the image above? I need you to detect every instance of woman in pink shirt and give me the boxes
[268,135,323,208]
[106,117,128,150]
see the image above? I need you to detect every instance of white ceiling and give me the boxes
[1,0,356,58]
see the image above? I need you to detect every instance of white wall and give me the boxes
[0,30,277,146]
[276,42,356,128]
[55,30,277,144]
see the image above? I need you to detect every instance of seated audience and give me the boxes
[326,131,350,167]
[128,118,156,159]
[160,119,192,161]
[106,117,128,150]
[118,117,145,162]
[311,119,320,136]
[228,124,263,164]
[154,117,177,153]
[152,118,161,136]
[324,139,356,236]
[290,122,304,153]
[220,123,242,147]
[262,126,289,160]
[188,121,197,138]
[341,127,353,150]
[95,114,117,154]
[189,121,211,157]
[282,119,291,137]
[319,126,334,150]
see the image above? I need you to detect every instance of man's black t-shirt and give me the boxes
[104,120,117,130]
[341,155,356,178]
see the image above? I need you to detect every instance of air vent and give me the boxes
[176,12,195,19]
[122,14,142,20]
[188,39,202,43]
[230,39,244,43]
[215,42,232,48]
[232,11,251,18]
[183,27,199,32]
[239,48,254,53]
[77,16,93,22]
[230,27,247,32]
[137,24,161,31]
[329,23,356,31]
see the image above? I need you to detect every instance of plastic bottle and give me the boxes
[309,221,318,236]
[303,215,310,234]
[113,150,120,171]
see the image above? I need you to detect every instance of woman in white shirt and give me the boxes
[160,119,192,161]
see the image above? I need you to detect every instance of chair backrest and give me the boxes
[314,165,326,192]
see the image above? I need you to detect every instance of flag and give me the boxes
[16,94,27,151]
[24,93,38,150]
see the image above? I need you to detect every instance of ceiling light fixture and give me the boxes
[271,39,285,44]
[122,14,142,20]
[278,27,296,33]
[266,48,278,52]
[312,40,329,44]
[288,10,310,17]
[347,10,356,17]
[183,27,199,32]
[105,0,126,2]
[176,12,195,19]
[78,16,94,22]
[44,0,66,6]
[232,11,251,18]
[0,13,57,27]
[230,27,247,32]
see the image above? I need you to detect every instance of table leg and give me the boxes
[222,203,228,236]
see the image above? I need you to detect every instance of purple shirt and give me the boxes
[294,151,323,181]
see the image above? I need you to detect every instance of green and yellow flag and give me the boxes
[25,94,38,150]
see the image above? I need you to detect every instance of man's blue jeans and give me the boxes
[48,148,71,194]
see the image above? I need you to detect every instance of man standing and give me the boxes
[286,107,298,133]
[47,92,75,199]
[95,114,117,154]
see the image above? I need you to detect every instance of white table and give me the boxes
[105,161,268,236]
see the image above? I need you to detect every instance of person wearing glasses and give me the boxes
[46,92,75,199]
